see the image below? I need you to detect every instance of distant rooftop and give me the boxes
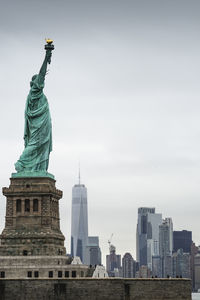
[74,184,85,188]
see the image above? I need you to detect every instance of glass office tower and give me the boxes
[136,207,162,270]
[71,182,88,264]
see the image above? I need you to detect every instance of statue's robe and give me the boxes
[15,75,52,172]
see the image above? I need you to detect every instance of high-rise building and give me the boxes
[173,230,192,254]
[159,218,173,256]
[172,248,190,278]
[106,244,121,277]
[136,207,162,270]
[152,255,162,277]
[122,253,136,278]
[159,218,173,277]
[194,247,200,291]
[191,242,199,291]
[71,171,101,265]
[71,174,88,264]
[85,236,101,266]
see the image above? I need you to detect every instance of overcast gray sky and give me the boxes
[0,0,200,264]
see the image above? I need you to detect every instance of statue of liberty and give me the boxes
[14,40,54,178]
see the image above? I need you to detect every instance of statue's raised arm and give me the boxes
[38,40,54,84]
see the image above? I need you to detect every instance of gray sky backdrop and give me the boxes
[0,0,200,264]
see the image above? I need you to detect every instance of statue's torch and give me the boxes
[45,39,54,64]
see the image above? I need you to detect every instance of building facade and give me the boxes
[106,244,121,277]
[173,230,192,254]
[152,255,162,277]
[194,247,200,291]
[136,207,162,270]
[71,175,101,266]
[159,218,173,277]
[191,242,199,290]
[85,236,101,266]
[122,252,136,278]
[71,182,88,264]
[172,248,190,278]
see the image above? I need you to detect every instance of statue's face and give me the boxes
[30,74,38,87]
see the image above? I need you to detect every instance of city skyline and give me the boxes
[0,0,200,264]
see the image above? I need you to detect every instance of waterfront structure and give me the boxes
[106,244,121,277]
[0,254,89,279]
[173,230,192,254]
[172,248,190,278]
[71,177,88,264]
[159,218,173,277]
[85,236,101,266]
[0,278,192,300]
[136,207,162,270]
[122,252,136,278]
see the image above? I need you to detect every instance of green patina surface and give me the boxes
[14,42,54,175]
[11,171,54,179]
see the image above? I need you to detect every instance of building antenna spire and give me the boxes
[78,161,81,185]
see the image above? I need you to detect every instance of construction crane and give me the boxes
[108,233,114,252]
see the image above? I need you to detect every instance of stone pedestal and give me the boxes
[0,177,66,256]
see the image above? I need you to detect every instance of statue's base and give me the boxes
[1,176,65,256]
[11,171,54,179]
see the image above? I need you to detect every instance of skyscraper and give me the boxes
[106,244,121,277]
[173,230,192,254]
[191,242,199,290]
[85,236,102,266]
[71,172,88,264]
[194,247,200,291]
[136,207,162,270]
[172,248,190,278]
[71,170,101,266]
[159,218,173,277]
[122,253,136,278]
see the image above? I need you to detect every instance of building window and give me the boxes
[16,199,21,212]
[23,250,28,256]
[25,199,30,212]
[58,271,62,278]
[27,271,32,278]
[141,215,147,234]
[81,271,84,277]
[34,271,39,278]
[49,271,53,278]
[72,271,76,278]
[33,199,38,212]
[65,271,69,278]
[0,271,5,278]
